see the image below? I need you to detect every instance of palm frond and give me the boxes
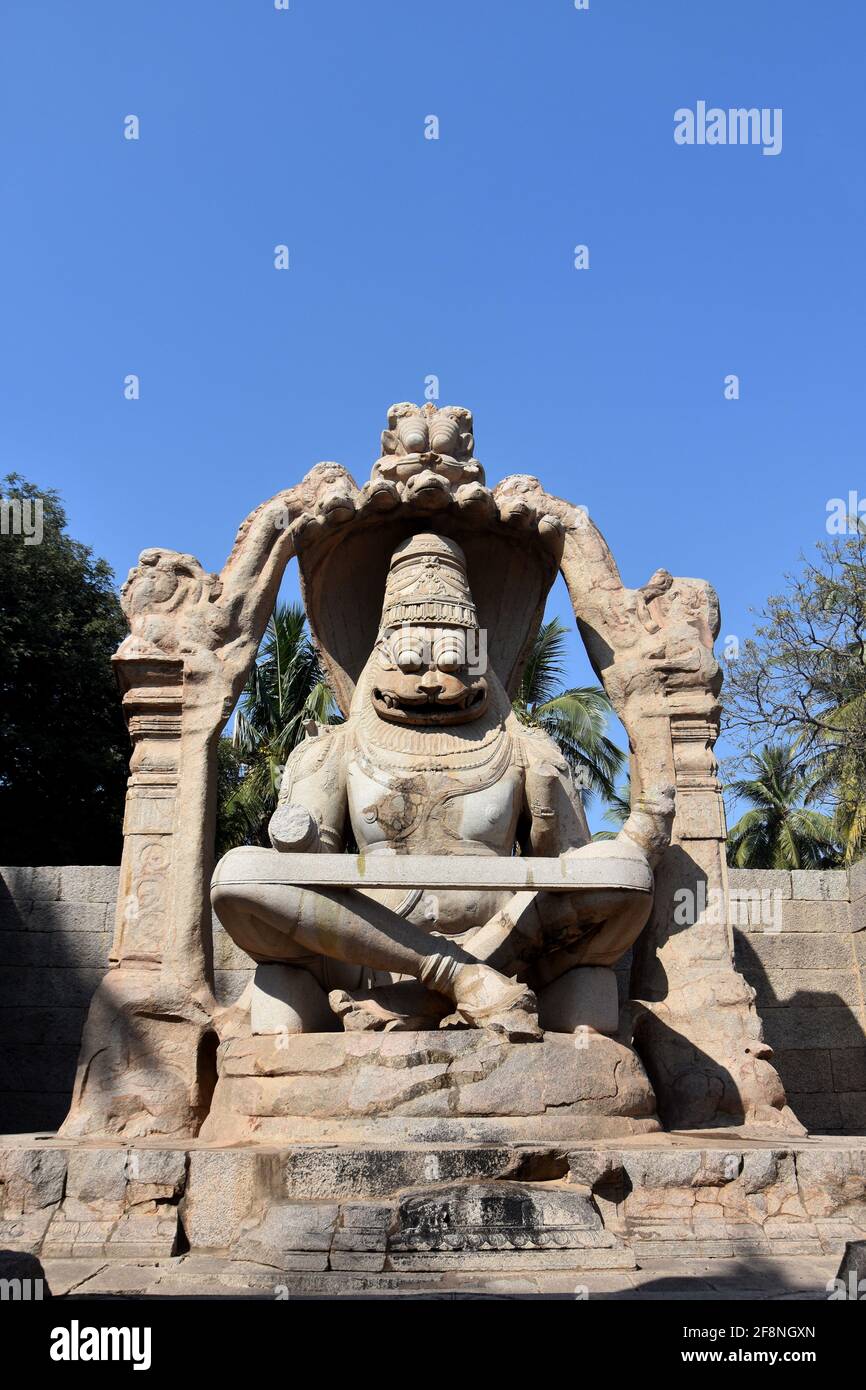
[216,604,337,851]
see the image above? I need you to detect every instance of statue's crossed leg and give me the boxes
[212,874,652,1039]
[211,878,542,1040]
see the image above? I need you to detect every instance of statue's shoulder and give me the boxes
[282,720,350,783]
[511,719,572,778]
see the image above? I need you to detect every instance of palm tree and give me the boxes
[216,603,337,852]
[725,742,841,869]
[513,617,624,804]
[803,682,866,865]
[592,773,631,841]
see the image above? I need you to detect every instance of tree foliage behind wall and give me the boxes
[723,525,866,865]
[0,475,129,864]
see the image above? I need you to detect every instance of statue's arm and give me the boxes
[519,731,590,857]
[267,725,349,853]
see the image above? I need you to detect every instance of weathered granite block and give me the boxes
[212,919,255,972]
[0,1144,67,1211]
[182,1149,266,1251]
[828,1048,866,1093]
[331,1202,392,1254]
[0,867,62,903]
[780,901,852,933]
[66,1148,128,1203]
[58,866,119,904]
[762,1007,866,1051]
[0,934,43,967]
[0,932,112,969]
[49,933,113,968]
[772,1048,833,1094]
[788,1092,842,1133]
[791,870,849,901]
[126,1148,187,1193]
[214,969,253,1007]
[281,1145,525,1200]
[25,903,109,935]
[839,1092,866,1132]
[0,1046,80,1095]
[235,1202,339,1269]
[728,869,792,899]
[755,969,862,1009]
[201,1029,659,1144]
[1,1007,88,1045]
[735,931,852,970]
[0,967,105,1008]
[0,900,28,930]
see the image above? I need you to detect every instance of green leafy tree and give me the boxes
[512,617,624,803]
[725,742,840,869]
[830,777,866,865]
[724,526,866,858]
[0,475,129,864]
[216,603,337,852]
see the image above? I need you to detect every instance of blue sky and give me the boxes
[2,1,864,824]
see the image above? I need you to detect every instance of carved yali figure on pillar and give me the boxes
[212,529,660,1042]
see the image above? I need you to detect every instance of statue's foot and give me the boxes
[440,962,542,1042]
[329,982,449,1033]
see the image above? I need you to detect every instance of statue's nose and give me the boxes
[418,670,442,696]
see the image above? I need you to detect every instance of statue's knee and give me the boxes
[537,966,619,1036]
[211,882,298,961]
[251,963,337,1035]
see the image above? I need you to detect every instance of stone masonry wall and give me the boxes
[1,862,864,1135]
[730,862,866,1135]
[0,866,118,1133]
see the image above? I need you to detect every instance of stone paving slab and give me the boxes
[5,1128,866,1150]
[37,1253,841,1300]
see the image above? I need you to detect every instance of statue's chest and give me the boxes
[347,759,523,853]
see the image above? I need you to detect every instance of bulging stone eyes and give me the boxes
[432,635,464,671]
[428,420,460,455]
[396,421,428,453]
[393,417,460,457]
[395,642,425,672]
[388,629,467,673]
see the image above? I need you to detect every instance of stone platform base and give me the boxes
[199,1028,661,1144]
[38,1252,844,1300]
[3,1133,866,1287]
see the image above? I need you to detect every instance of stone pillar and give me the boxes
[109,654,185,970]
[60,650,220,1139]
[545,489,801,1134]
[59,469,349,1139]
[631,704,804,1134]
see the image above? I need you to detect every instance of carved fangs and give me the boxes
[372,683,488,726]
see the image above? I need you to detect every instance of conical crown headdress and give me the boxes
[379,534,478,632]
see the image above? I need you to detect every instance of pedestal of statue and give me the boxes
[199,1027,660,1144]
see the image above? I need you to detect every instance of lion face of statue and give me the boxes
[371,623,488,726]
